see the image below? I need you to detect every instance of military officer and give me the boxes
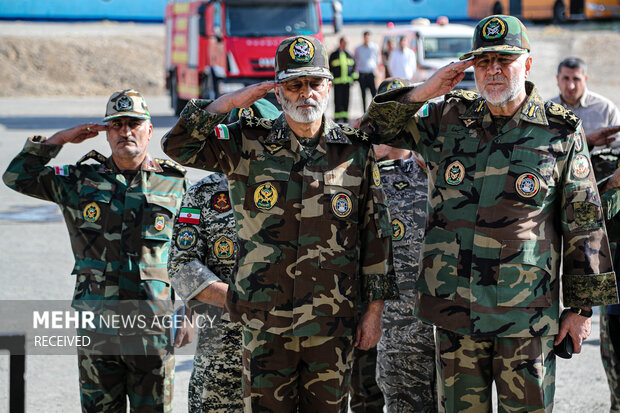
[3,89,187,412]
[360,15,618,412]
[167,99,280,413]
[162,35,398,412]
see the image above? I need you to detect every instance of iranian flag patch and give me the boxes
[178,208,201,224]
[53,165,69,176]
[215,124,230,140]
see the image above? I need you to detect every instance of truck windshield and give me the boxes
[422,37,472,59]
[226,3,319,37]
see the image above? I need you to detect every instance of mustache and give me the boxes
[118,136,136,143]
[484,75,506,85]
[295,98,319,109]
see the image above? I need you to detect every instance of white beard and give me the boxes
[279,89,328,123]
[477,67,526,107]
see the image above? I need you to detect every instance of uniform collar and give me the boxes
[102,153,162,173]
[266,114,352,145]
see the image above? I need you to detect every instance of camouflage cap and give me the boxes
[102,89,151,122]
[275,36,334,82]
[459,15,530,61]
[377,77,413,95]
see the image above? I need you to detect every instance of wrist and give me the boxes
[569,307,593,318]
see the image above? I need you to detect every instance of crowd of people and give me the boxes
[5,13,620,413]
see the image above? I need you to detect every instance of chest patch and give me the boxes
[83,202,101,223]
[393,181,409,191]
[445,161,465,186]
[254,182,278,211]
[331,193,353,218]
[515,173,540,198]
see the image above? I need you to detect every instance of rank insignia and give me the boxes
[372,163,381,186]
[575,133,584,153]
[515,173,540,198]
[482,16,507,40]
[215,124,230,140]
[265,143,283,155]
[154,215,166,231]
[524,102,540,119]
[211,191,232,212]
[214,235,235,260]
[391,218,405,241]
[445,160,465,186]
[331,193,353,218]
[83,202,100,223]
[572,154,591,179]
[289,37,314,62]
[394,181,409,191]
[176,227,197,250]
[254,182,278,211]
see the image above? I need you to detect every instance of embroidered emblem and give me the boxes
[392,218,405,241]
[463,119,476,127]
[372,163,381,186]
[482,17,507,40]
[53,165,69,176]
[572,154,591,179]
[331,193,353,218]
[215,124,230,140]
[525,102,540,119]
[214,235,235,260]
[211,191,232,212]
[83,202,100,223]
[418,104,429,117]
[179,208,201,224]
[115,94,133,112]
[575,133,584,153]
[515,173,540,198]
[386,80,405,91]
[176,226,197,250]
[154,215,166,231]
[394,181,409,191]
[289,37,315,62]
[445,161,465,186]
[475,100,485,112]
[240,107,254,118]
[254,182,278,211]
[265,143,283,155]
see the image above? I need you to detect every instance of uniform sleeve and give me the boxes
[3,136,72,204]
[358,149,399,302]
[167,183,223,311]
[161,99,243,174]
[561,125,618,307]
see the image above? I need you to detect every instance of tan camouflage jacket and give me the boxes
[162,101,398,337]
[361,82,618,338]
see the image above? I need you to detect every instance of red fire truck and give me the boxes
[165,0,324,114]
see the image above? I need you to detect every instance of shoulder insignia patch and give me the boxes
[156,158,186,175]
[243,117,274,130]
[77,150,107,166]
[545,101,579,129]
[447,89,480,102]
[391,218,405,241]
[372,163,381,186]
[179,208,201,224]
[572,154,591,179]
[575,131,584,153]
[211,191,232,212]
[340,125,369,142]
[417,104,430,118]
[215,124,230,140]
[176,226,198,250]
[53,165,70,176]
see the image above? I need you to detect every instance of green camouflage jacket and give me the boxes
[361,81,618,338]
[162,101,398,337]
[3,136,187,333]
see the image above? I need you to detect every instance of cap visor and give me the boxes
[102,113,151,122]
[459,46,528,61]
[276,68,334,83]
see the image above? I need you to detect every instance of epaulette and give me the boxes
[545,101,580,130]
[446,89,480,102]
[339,125,370,144]
[77,150,107,166]
[155,158,186,176]
[241,116,274,130]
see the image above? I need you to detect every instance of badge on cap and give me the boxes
[386,80,405,91]
[391,218,405,241]
[482,17,507,40]
[83,202,101,223]
[211,191,232,212]
[372,163,381,186]
[515,173,540,198]
[254,182,278,211]
[176,226,198,250]
[445,161,465,186]
[240,107,254,118]
[289,37,315,63]
[115,95,133,112]
[214,236,235,260]
[572,154,591,179]
[331,193,353,219]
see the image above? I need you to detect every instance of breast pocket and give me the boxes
[77,189,113,232]
[434,138,478,197]
[140,193,179,283]
[503,146,556,209]
[243,158,292,215]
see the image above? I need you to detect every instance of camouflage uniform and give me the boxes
[361,75,618,411]
[3,91,187,412]
[167,173,242,412]
[161,89,397,411]
[374,155,436,412]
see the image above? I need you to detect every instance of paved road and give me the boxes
[0,92,613,412]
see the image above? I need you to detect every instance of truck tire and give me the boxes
[170,73,189,117]
[553,1,567,24]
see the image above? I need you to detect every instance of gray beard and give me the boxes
[477,73,525,107]
[279,89,328,123]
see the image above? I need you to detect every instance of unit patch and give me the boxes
[254,182,278,211]
[154,215,166,231]
[515,173,540,198]
[331,193,353,218]
[215,124,230,140]
[211,191,232,212]
[83,202,100,223]
[572,154,591,179]
[445,161,465,186]
[393,181,410,191]
[176,226,198,250]
[372,163,381,186]
[391,218,405,241]
[115,94,133,112]
[214,235,235,260]
[482,16,507,40]
[289,37,315,62]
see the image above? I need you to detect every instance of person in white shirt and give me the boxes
[354,31,380,110]
[387,36,416,81]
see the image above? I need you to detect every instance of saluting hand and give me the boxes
[206,81,279,114]
[46,123,107,146]
[406,60,475,103]
[586,125,620,149]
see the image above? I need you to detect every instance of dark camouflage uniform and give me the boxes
[167,173,243,412]
[361,82,618,412]
[162,101,397,412]
[375,155,436,412]
[3,137,187,412]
